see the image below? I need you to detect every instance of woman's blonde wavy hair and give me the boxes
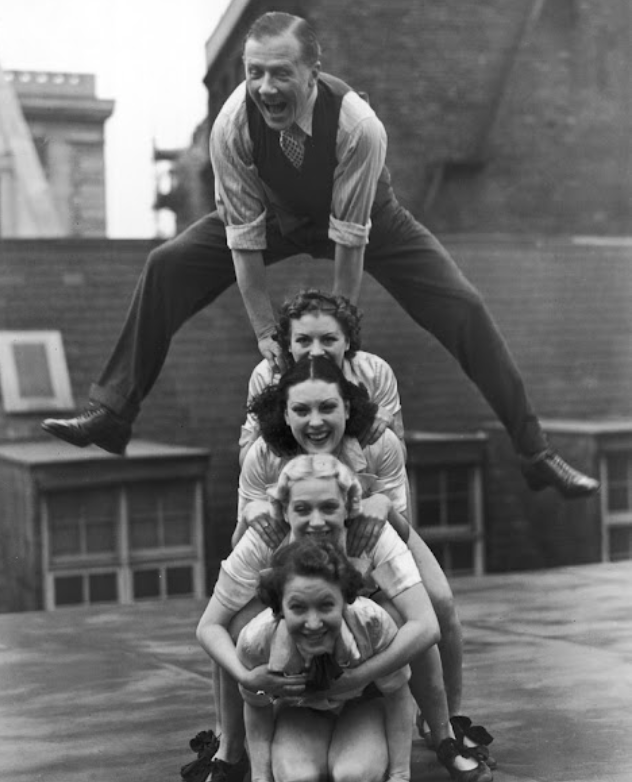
[267,454,363,522]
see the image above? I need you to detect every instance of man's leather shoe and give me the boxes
[41,405,131,456]
[522,450,599,499]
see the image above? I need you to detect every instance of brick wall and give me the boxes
[196,1,632,236]
[0,235,630,578]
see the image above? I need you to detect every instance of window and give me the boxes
[132,564,195,600]
[602,451,632,561]
[128,481,195,553]
[48,487,119,564]
[408,461,485,576]
[0,331,74,412]
[43,479,202,609]
[54,571,118,606]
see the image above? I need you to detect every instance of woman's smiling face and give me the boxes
[289,312,350,367]
[281,573,344,657]
[285,476,347,544]
[284,379,349,454]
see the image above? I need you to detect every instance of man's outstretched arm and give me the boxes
[232,249,284,370]
[333,243,365,305]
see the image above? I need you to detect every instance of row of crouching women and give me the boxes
[186,290,496,782]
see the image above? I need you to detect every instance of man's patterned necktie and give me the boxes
[279,125,305,169]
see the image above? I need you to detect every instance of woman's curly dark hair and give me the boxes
[276,289,363,363]
[248,355,377,455]
[257,539,364,616]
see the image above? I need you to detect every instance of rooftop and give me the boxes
[1,560,631,781]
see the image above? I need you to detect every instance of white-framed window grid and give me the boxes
[408,462,485,576]
[41,479,205,610]
[599,448,632,562]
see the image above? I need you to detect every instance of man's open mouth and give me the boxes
[263,100,288,117]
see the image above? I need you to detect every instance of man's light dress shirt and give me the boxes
[210,80,387,251]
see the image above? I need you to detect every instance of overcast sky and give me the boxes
[0,0,232,237]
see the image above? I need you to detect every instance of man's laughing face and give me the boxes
[243,30,320,131]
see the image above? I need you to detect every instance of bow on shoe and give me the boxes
[180,729,220,782]
[450,716,496,769]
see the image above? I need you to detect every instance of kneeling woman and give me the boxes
[197,454,490,782]
[238,539,414,782]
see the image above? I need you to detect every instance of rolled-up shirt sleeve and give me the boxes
[209,83,269,250]
[329,91,387,247]
[369,524,422,599]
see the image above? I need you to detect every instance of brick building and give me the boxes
[4,70,114,237]
[0,234,630,609]
[2,2,632,611]
[164,0,632,236]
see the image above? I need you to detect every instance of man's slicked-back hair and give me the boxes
[244,12,321,66]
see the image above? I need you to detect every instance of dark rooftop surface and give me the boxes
[1,561,631,781]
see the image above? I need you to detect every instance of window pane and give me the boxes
[166,566,193,596]
[85,520,117,553]
[54,574,83,606]
[608,485,630,513]
[12,342,54,397]
[49,494,81,556]
[128,481,195,549]
[163,515,192,547]
[128,486,157,518]
[50,517,81,557]
[85,487,118,553]
[417,469,441,496]
[88,572,118,603]
[608,527,632,562]
[446,468,469,494]
[417,498,442,526]
[446,491,470,527]
[162,482,195,546]
[606,453,629,482]
[449,542,474,574]
[133,569,161,599]
[129,518,159,549]
[128,485,160,549]
[416,467,442,526]
[49,488,118,557]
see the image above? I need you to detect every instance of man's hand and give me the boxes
[258,335,286,373]
[346,493,391,556]
[359,406,393,447]
[241,664,307,697]
[243,500,288,548]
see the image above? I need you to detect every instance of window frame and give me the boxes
[405,432,487,577]
[0,330,74,412]
[600,447,632,562]
[41,479,205,609]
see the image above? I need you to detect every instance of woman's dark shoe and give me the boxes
[41,404,131,456]
[450,715,497,770]
[207,755,250,782]
[436,738,493,782]
[521,450,599,498]
[180,730,220,782]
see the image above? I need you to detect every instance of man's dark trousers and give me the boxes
[90,201,546,457]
